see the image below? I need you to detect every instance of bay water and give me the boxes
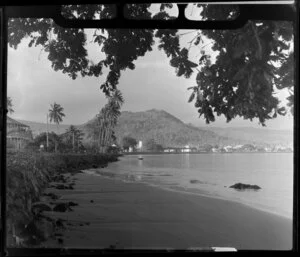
[93,153,293,219]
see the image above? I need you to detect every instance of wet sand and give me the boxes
[42,172,293,250]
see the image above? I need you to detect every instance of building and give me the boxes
[164,147,177,153]
[163,146,197,153]
[223,145,233,152]
[7,116,33,150]
[136,140,143,151]
[181,145,191,153]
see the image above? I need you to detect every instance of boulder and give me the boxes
[31,202,52,215]
[229,183,261,190]
[190,179,203,184]
[53,203,72,212]
[68,201,78,207]
[43,193,59,200]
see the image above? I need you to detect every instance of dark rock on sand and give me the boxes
[190,179,203,184]
[68,201,78,207]
[31,202,52,214]
[229,183,261,190]
[53,203,72,212]
[55,219,65,228]
[55,184,74,190]
[43,192,59,200]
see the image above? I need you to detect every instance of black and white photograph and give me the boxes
[3,2,296,252]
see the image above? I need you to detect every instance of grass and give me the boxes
[6,150,119,247]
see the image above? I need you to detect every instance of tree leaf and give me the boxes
[188,92,195,103]
[233,68,246,81]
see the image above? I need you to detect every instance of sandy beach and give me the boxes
[41,171,293,250]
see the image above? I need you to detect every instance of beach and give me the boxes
[41,171,293,250]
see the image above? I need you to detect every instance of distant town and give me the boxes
[124,140,293,154]
[7,115,293,154]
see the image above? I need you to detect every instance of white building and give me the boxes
[223,145,233,152]
[137,140,143,151]
[181,145,192,153]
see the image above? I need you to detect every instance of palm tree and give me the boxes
[97,90,124,153]
[49,102,65,134]
[65,125,84,152]
[49,102,65,152]
[7,97,14,114]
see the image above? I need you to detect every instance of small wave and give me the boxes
[123,174,142,182]
[190,179,205,184]
[82,170,99,176]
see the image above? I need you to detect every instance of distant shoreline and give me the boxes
[123,151,293,155]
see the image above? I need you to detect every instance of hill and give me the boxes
[16,119,70,137]
[81,109,251,148]
[204,127,293,148]
[16,110,293,148]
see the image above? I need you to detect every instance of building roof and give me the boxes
[7,116,30,128]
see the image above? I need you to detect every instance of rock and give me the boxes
[68,201,78,207]
[55,219,65,228]
[53,203,71,212]
[43,193,59,200]
[31,202,52,214]
[229,183,261,190]
[55,184,67,190]
[90,200,94,203]
[55,184,74,190]
[190,179,203,184]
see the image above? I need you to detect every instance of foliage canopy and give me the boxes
[8,4,294,126]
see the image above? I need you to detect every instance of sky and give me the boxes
[7,8,294,131]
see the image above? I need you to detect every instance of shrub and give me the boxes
[6,151,119,246]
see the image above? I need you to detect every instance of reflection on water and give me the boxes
[182,154,190,169]
[97,153,293,219]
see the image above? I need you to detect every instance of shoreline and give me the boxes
[123,152,293,155]
[132,179,293,220]
[40,170,293,250]
[87,168,293,220]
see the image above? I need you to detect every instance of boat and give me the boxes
[138,157,144,160]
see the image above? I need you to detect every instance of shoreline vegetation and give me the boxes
[6,151,293,250]
[6,150,119,247]
[6,150,293,250]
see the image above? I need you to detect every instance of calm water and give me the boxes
[93,153,293,219]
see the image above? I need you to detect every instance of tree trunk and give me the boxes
[46,114,49,151]
[55,124,59,152]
